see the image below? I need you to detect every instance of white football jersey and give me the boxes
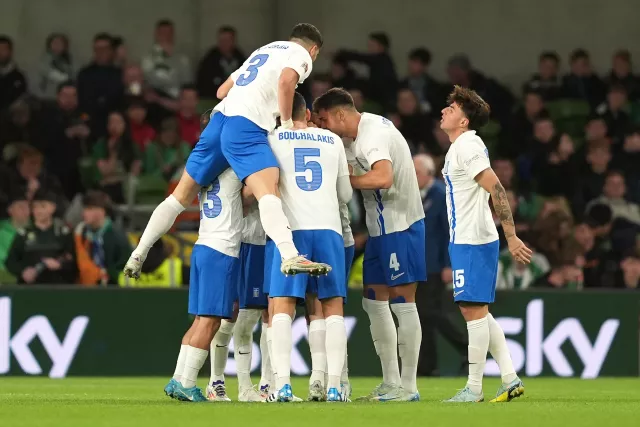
[340,202,355,247]
[346,113,424,237]
[242,204,266,246]
[195,168,244,257]
[269,127,348,235]
[442,130,498,245]
[225,41,312,131]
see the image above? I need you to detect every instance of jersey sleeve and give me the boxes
[360,129,392,167]
[458,138,491,179]
[285,48,312,84]
[337,143,350,178]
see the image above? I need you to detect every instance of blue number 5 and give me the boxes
[236,54,269,86]
[200,179,222,218]
[294,148,323,191]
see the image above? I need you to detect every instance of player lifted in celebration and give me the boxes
[266,92,352,402]
[164,164,244,402]
[439,86,532,403]
[313,88,425,402]
[124,23,329,280]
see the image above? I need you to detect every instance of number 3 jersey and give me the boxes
[269,127,349,236]
[346,113,424,237]
[224,41,313,132]
[196,168,244,258]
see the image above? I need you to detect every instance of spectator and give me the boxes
[310,74,332,105]
[561,49,607,109]
[0,35,27,112]
[337,32,398,109]
[596,84,631,147]
[143,117,191,181]
[401,47,447,114]
[619,255,640,289]
[518,114,556,182]
[587,171,640,226]
[523,51,562,101]
[5,189,77,285]
[122,63,145,98]
[574,140,612,215]
[330,56,364,92]
[1,146,66,209]
[581,204,616,288]
[501,89,546,158]
[533,133,577,199]
[606,49,639,102]
[348,88,365,112]
[91,111,141,203]
[74,190,131,285]
[77,33,124,137]
[534,253,584,289]
[413,154,467,376]
[196,26,245,99]
[0,192,30,281]
[39,82,91,200]
[176,85,200,146]
[0,99,42,152]
[496,235,550,290]
[389,88,431,153]
[112,36,128,68]
[495,189,531,248]
[446,54,514,127]
[492,158,516,190]
[141,20,192,115]
[35,33,74,102]
[126,98,155,152]
[532,209,574,263]
[616,129,640,203]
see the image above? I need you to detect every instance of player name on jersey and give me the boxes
[278,131,335,144]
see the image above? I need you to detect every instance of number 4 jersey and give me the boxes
[224,41,313,132]
[269,127,349,235]
[196,168,244,258]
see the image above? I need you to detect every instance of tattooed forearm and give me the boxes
[491,182,516,239]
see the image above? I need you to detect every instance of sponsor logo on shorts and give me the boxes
[390,272,405,281]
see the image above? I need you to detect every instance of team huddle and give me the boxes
[124,23,533,404]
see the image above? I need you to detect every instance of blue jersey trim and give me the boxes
[444,175,456,243]
[373,189,386,235]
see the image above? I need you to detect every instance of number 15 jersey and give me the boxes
[196,168,244,258]
[269,127,349,236]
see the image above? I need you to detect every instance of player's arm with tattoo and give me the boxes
[475,168,533,263]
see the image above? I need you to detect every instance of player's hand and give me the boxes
[507,236,533,264]
[441,267,453,284]
[42,257,62,270]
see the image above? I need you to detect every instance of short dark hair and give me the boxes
[312,73,332,84]
[0,35,13,49]
[613,49,631,64]
[57,81,76,94]
[408,47,431,65]
[156,19,174,28]
[539,51,560,64]
[369,32,390,49]
[218,26,236,36]
[609,83,627,94]
[93,33,113,44]
[201,109,213,131]
[83,190,112,211]
[570,49,590,62]
[111,36,124,49]
[180,84,198,94]
[290,23,323,48]
[585,203,612,227]
[446,85,491,130]
[312,87,355,113]
[606,169,625,181]
[292,92,307,121]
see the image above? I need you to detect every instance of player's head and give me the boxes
[290,23,323,61]
[440,85,490,135]
[291,91,310,123]
[312,87,357,137]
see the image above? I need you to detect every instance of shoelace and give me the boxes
[214,385,227,397]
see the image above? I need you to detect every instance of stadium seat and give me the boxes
[545,99,590,139]
[132,174,169,205]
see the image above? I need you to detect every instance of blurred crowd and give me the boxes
[0,22,639,289]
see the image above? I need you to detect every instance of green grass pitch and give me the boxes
[1,377,639,427]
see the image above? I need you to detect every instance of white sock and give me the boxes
[134,195,184,260]
[325,315,347,391]
[487,313,518,384]
[341,346,349,384]
[362,298,400,386]
[258,195,298,260]
[234,309,261,391]
[181,346,209,389]
[390,303,421,393]
[267,326,277,384]
[271,313,293,390]
[173,344,188,382]
[308,319,327,387]
[466,316,490,395]
[209,320,234,384]
[259,321,272,388]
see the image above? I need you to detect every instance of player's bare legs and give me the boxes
[268,297,298,402]
[320,296,347,402]
[305,296,327,401]
[123,170,199,278]
[245,167,331,276]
